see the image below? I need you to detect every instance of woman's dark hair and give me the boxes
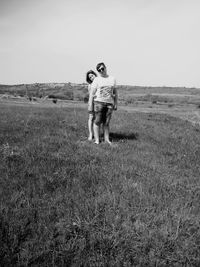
[86,70,97,84]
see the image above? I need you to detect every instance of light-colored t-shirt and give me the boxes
[91,76,116,104]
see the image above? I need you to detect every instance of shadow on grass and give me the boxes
[110,132,138,142]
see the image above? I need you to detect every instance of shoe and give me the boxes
[94,141,100,145]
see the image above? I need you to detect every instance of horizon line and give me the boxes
[0,82,199,90]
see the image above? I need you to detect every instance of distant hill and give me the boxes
[0,82,88,102]
[0,83,200,104]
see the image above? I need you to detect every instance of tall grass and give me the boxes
[0,103,200,266]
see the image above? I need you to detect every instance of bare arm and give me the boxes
[88,83,97,111]
[113,86,118,110]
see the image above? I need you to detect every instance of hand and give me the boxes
[113,104,117,111]
[88,106,93,112]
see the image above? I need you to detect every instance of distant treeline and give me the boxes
[0,83,200,104]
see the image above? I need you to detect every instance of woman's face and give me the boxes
[89,73,96,82]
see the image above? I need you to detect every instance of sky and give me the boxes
[0,0,200,87]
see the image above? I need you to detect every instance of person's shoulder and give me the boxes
[108,75,116,81]
[94,76,100,81]
[92,76,100,84]
[90,77,98,88]
[108,75,116,84]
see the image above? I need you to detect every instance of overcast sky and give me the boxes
[0,0,200,87]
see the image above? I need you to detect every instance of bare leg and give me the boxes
[104,108,112,144]
[100,124,104,142]
[88,114,93,140]
[93,123,100,144]
[104,124,111,144]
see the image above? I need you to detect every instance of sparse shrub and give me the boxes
[58,92,74,100]
[197,104,200,108]
[124,98,135,105]
[84,96,89,103]
[168,103,174,108]
[48,91,74,100]
[74,93,84,101]
[48,94,57,99]
[137,94,152,102]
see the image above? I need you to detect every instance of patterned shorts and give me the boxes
[94,101,113,126]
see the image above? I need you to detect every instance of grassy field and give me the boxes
[1,101,200,266]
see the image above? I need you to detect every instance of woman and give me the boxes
[86,70,97,140]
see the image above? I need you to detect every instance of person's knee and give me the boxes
[88,114,94,122]
[104,120,110,127]
[94,118,101,126]
[104,112,112,126]
[94,115,101,126]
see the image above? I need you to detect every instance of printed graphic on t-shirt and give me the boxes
[99,86,113,99]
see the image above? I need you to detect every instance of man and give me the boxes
[88,62,118,144]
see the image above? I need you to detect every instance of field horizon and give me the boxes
[1,82,200,103]
[1,81,200,88]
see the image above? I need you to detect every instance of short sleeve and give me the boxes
[112,77,116,86]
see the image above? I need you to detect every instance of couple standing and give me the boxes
[86,62,118,145]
